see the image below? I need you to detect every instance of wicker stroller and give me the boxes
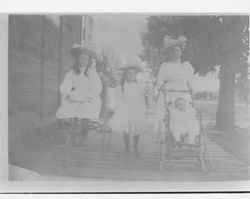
[158,84,210,174]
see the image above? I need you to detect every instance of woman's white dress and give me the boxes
[108,82,146,135]
[154,61,195,132]
[56,68,102,119]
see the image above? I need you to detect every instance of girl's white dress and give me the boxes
[56,68,102,119]
[108,82,146,135]
[154,61,195,132]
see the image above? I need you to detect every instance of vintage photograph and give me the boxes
[7,14,249,182]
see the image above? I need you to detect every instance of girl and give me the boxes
[109,65,145,156]
[56,43,102,145]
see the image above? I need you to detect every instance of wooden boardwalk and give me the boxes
[25,128,249,181]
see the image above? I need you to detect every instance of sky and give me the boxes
[92,15,147,66]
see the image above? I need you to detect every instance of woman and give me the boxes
[56,42,102,145]
[154,35,195,135]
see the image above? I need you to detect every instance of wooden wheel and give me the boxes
[197,110,210,174]
[199,145,209,174]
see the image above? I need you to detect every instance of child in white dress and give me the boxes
[169,97,199,145]
[109,66,145,156]
[56,43,102,146]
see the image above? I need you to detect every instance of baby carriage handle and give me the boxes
[158,81,192,92]
[186,82,194,107]
[156,81,194,106]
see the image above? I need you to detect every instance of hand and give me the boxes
[64,95,77,103]
[79,96,93,103]
[91,59,97,68]
[86,96,93,102]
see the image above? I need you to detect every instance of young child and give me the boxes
[109,65,145,156]
[169,97,199,145]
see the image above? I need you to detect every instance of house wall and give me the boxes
[9,15,82,121]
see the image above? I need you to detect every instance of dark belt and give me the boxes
[163,89,190,93]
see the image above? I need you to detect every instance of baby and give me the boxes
[169,97,199,145]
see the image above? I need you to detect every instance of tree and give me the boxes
[140,15,249,133]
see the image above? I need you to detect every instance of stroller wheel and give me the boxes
[160,160,165,172]
[201,160,208,174]
[199,146,209,174]
[62,133,74,169]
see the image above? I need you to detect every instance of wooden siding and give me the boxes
[9,15,82,120]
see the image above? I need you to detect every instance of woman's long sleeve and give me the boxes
[184,62,195,80]
[183,61,195,89]
[59,71,73,97]
[89,71,103,98]
[156,64,165,89]
[156,63,176,89]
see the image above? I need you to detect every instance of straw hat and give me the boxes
[161,35,187,53]
[70,41,98,59]
[118,63,144,73]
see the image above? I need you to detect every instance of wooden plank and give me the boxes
[57,16,63,108]
[9,50,41,66]
[30,157,249,181]
[44,33,59,48]
[40,16,45,120]
[43,92,58,101]
[9,23,42,62]
[43,78,58,90]
[43,17,60,38]
[9,102,41,115]
[13,127,249,181]
[43,66,58,80]
[44,54,59,68]
[9,88,40,104]
[9,72,41,89]
[9,54,41,76]
[8,15,83,124]
[44,41,59,58]
[43,45,59,67]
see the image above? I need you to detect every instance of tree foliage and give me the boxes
[140,16,249,76]
[140,15,249,132]
[98,46,121,87]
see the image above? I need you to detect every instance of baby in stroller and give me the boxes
[169,97,199,146]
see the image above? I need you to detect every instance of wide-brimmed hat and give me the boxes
[70,41,98,59]
[161,35,187,53]
[118,64,144,73]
